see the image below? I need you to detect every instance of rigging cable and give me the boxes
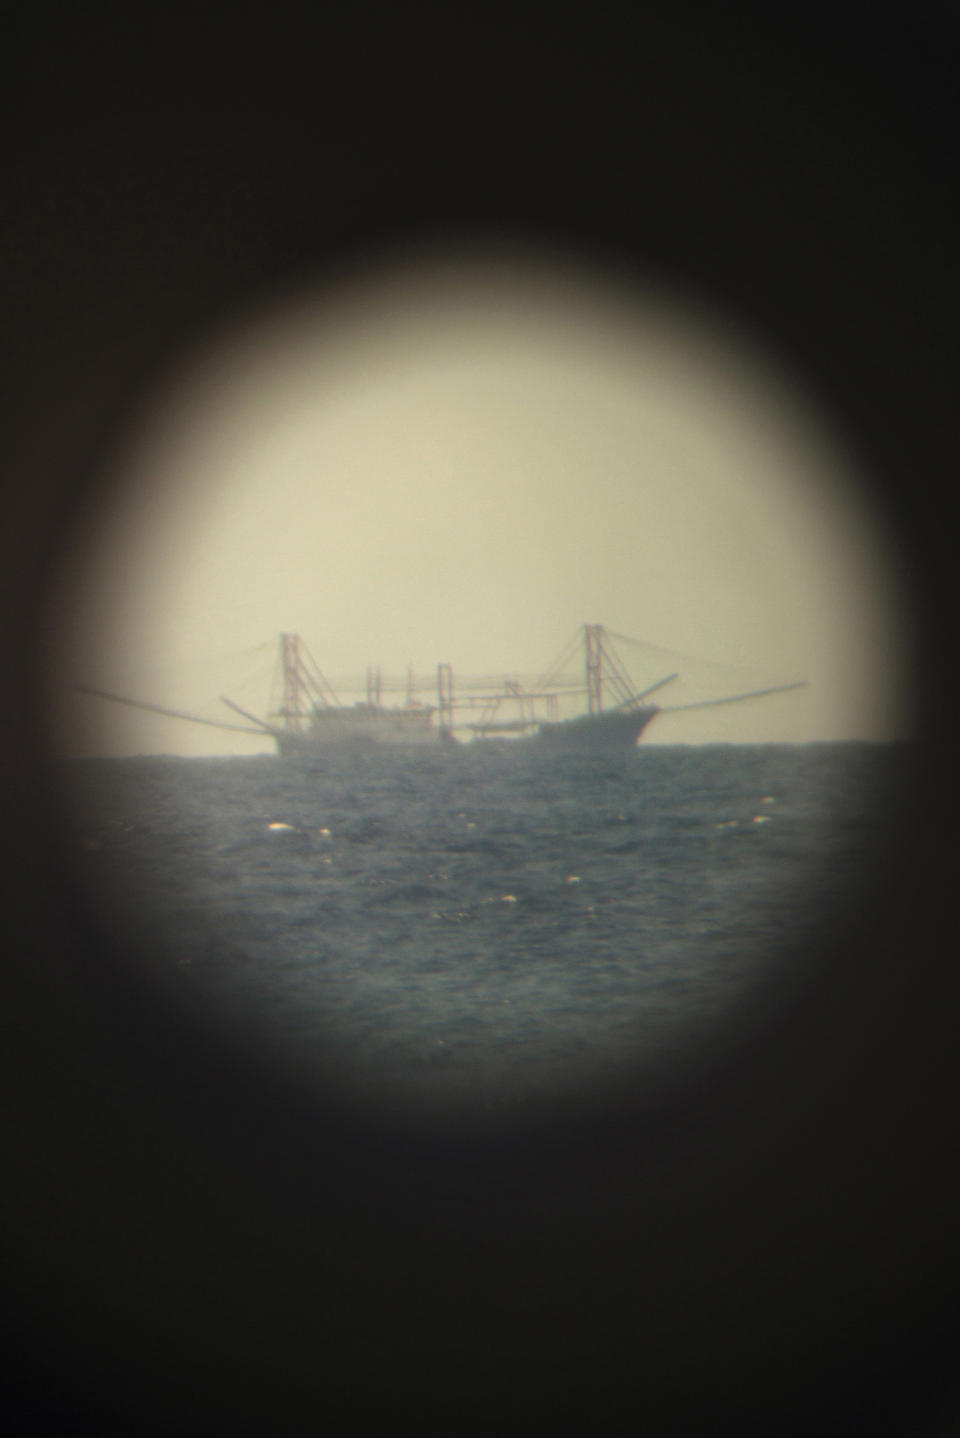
[608,630,781,679]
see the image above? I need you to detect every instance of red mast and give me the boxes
[281,633,305,732]
[437,663,454,738]
[585,623,604,715]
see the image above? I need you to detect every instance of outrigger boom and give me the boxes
[218,696,276,734]
[660,680,809,712]
[74,685,269,736]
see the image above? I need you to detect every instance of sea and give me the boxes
[63,741,913,1129]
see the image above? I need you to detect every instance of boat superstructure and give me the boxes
[265,634,445,754]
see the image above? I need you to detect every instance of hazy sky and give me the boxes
[49,243,913,756]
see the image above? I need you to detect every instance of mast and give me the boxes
[365,666,382,706]
[274,634,340,729]
[585,623,604,714]
[280,633,305,733]
[437,663,454,738]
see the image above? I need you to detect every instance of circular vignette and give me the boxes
[44,237,918,1143]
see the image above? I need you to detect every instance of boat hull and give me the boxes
[272,702,660,756]
[532,706,660,750]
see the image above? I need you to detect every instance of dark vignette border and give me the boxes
[2,5,959,1435]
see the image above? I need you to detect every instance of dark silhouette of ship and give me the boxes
[78,625,807,754]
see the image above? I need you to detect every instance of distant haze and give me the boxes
[48,242,913,756]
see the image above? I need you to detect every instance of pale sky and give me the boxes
[48,242,914,756]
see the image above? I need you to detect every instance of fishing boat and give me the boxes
[76,624,808,755]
